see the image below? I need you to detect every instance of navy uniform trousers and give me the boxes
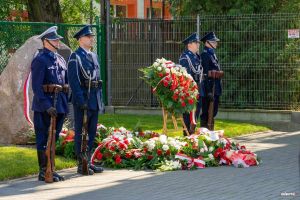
[34,112,65,150]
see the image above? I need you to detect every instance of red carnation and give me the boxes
[109,145,115,151]
[165,149,171,156]
[147,155,154,160]
[188,99,194,105]
[172,94,178,101]
[115,155,122,164]
[139,132,145,137]
[96,152,103,160]
[181,102,186,107]
[113,136,119,142]
[118,142,126,150]
[125,152,132,159]
[157,149,163,156]
[164,81,169,87]
[123,139,129,145]
[158,73,164,77]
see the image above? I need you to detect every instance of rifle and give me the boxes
[81,73,91,175]
[81,108,89,175]
[45,85,62,183]
[207,70,216,131]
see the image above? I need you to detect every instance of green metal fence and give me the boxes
[0,19,107,102]
[111,13,300,110]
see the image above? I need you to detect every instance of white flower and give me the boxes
[162,63,166,68]
[162,144,169,151]
[165,68,170,73]
[159,135,168,144]
[200,148,204,153]
[170,160,182,169]
[208,154,214,160]
[119,127,127,133]
[145,139,156,151]
[153,62,159,67]
[170,68,176,73]
[209,146,214,152]
[157,66,162,71]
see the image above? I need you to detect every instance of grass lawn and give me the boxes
[0,146,76,181]
[99,114,270,138]
[0,114,269,181]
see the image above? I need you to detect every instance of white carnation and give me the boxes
[162,144,169,151]
[159,135,168,144]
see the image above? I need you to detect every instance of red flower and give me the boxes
[157,149,163,156]
[95,152,103,160]
[123,139,129,145]
[113,136,119,142]
[170,80,178,91]
[115,155,122,164]
[165,150,171,156]
[125,152,132,159]
[181,102,186,107]
[158,73,164,77]
[188,99,194,105]
[118,142,126,150]
[143,147,148,153]
[109,145,115,151]
[214,147,225,158]
[147,155,154,160]
[163,80,169,87]
[172,94,178,101]
[139,132,145,137]
[196,94,200,99]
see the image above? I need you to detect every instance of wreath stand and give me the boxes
[162,107,189,136]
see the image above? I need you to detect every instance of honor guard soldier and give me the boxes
[179,33,203,135]
[68,25,104,175]
[31,26,68,182]
[200,32,224,130]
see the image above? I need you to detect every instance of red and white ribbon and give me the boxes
[189,110,196,125]
[175,153,205,169]
[23,72,33,127]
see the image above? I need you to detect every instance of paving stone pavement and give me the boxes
[0,130,299,200]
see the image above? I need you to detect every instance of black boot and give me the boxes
[77,153,94,175]
[200,120,208,128]
[37,150,60,182]
[53,171,65,181]
[37,150,46,181]
[88,152,104,173]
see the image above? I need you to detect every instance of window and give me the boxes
[111,5,127,18]
[146,8,162,19]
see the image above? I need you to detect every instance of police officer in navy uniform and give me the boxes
[200,32,223,129]
[31,26,68,182]
[68,25,104,175]
[179,33,203,135]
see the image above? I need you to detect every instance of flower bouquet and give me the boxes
[140,58,199,116]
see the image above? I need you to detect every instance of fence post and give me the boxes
[96,16,107,105]
[197,14,200,37]
[105,0,112,106]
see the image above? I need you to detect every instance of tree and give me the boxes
[0,0,26,21]
[60,0,98,24]
[26,0,63,23]
[167,0,300,17]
